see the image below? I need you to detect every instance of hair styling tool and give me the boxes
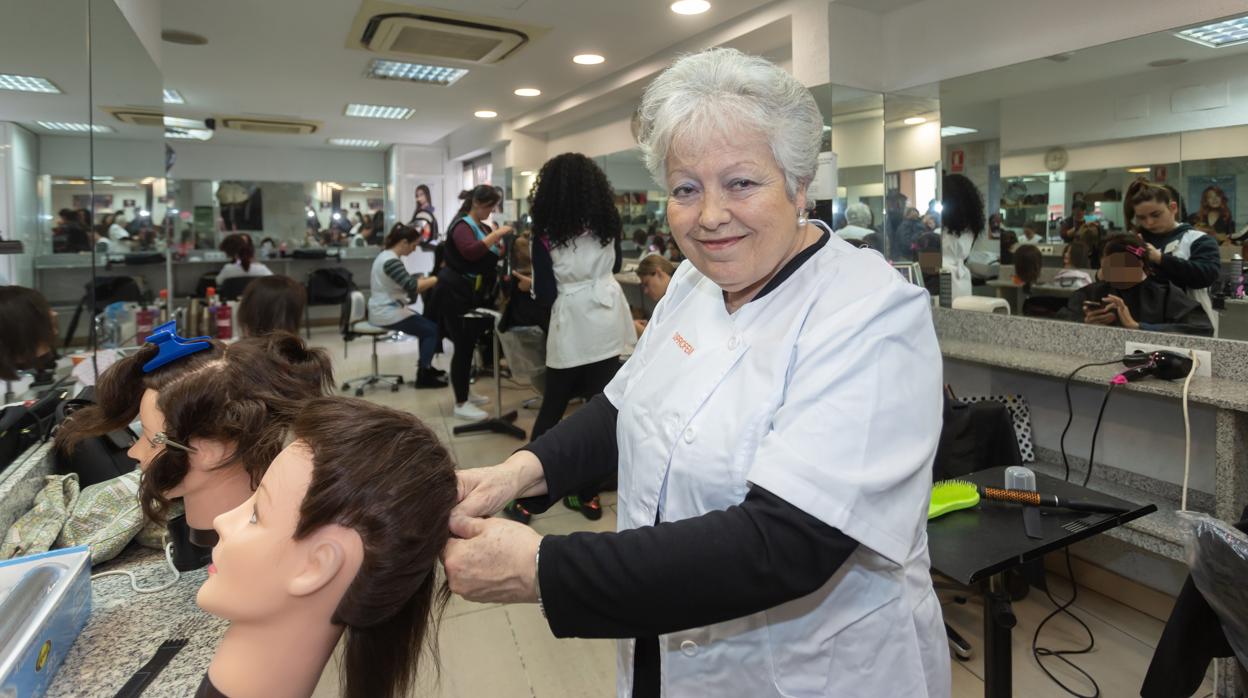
[141,320,212,373]
[928,479,980,520]
[979,486,1129,514]
[1113,349,1194,385]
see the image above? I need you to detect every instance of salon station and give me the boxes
[2,1,1248,697]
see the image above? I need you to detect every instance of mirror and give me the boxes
[813,84,886,255]
[939,23,1248,341]
[593,149,670,260]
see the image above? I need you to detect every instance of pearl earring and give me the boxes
[797,210,808,226]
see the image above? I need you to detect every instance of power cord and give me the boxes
[1179,352,1198,512]
[90,542,181,594]
[1038,359,1123,698]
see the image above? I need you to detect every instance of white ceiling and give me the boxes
[833,0,924,14]
[158,0,778,150]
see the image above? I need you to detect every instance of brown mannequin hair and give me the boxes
[237,275,306,336]
[293,397,458,698]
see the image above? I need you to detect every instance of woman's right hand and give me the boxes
[453,450,548,519]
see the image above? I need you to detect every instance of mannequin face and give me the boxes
[199,441,359,623]
[639,271,670,302]
[129,388,233,499]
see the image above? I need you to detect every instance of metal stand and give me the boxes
[983,572,1017,698]
[453,309,526,440]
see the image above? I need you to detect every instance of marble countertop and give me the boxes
[940,338,1248,412]
[45,544,225,698]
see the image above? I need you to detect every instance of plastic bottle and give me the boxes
[206,287,219,339]
[136,297,156,345]
[216,301,233,340]
[158,289,169,323]
[1233,254,1244,300]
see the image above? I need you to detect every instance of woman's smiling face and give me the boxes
[664,128,810,306]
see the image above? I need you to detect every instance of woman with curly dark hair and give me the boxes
[941,173,986,299]
[504,152,635,523]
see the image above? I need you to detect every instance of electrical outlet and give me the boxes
[1124,342,1212,377]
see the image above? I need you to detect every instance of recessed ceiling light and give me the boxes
[0,74,61,94]
[573,54,605,65]
[514,88,541,97]
[163,89,185,104]
[38,121,113,133]
[670,0,711,14]
[1175,17,1248,48]
[366,59,469,86]
[345,103,416,120]
[520,170,534,176]
[161,29,208,46]
[474,110,498,118]
[1148,58,1189,68]
[940,126,978,137]
[328,138,382,148]
[903,116,927,126]
[1127,167,1151,173]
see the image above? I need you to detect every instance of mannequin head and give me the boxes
[637,254,675,303]
[199,397,458,698]
[133,332,333,522]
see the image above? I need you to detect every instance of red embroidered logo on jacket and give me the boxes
[672,333,695,355]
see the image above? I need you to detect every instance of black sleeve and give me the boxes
[518,394,618,513]
[539,486,859,639]
[1058,285,1093,322]
[613,235,623,274]
[1144,287,1215,337]
[532,239,558,304]
[1159,235,1221,290]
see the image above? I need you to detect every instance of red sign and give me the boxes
[1152,165,1167,182]
[950,149,965,173]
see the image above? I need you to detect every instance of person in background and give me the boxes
[237,275,306,337]
[499,235,551,334]
[216,233,273,285]
[259,237,277,259]
[430,185,510,419]
[506,152,635,522]
[884,188,908,240]
[836,202,875,242]
[941,173,986,299]
[634,254,675,336]
[891,207,925,262]
[409,184,440,249]
[988,213,1004,239]
[369,224,445,388]
[1060,233,1213,336]
[1012,244,1043,292]
[349,211,366,238]
[1053,241,1094,288]
[93,223,116,254]
[55,208,91,252]
[108,210,131,247]
[999,229,1019,265]
[1191,185,1235,242]
[1018,225,1045,247]
[1124,180,1221,334]
[1060,201,1087,242]
[0,286,56,381]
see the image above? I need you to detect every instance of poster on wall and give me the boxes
[366,198,383,211]
[123,199,136,207]
[216,181,264,231]
[349,201,360,210]
[1187,176,1237,240]
[72,194,115,210]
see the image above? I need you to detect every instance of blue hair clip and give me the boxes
[142,320,213,373]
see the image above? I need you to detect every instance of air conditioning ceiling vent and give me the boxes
[218,116,320,135]
[105,107,164,128]
[350,3,545,65]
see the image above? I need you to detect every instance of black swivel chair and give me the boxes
[305,267,355,338]
[217,276,257,302]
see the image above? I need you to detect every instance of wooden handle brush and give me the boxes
[979,486,1129,515]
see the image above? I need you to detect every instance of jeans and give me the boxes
[381,313,439,369]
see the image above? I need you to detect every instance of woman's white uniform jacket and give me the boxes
[545,232,636,369]
[604,232,951,697]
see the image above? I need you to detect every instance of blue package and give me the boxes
[0,547,92,697]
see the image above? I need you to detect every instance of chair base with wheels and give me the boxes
[339,291,404,396]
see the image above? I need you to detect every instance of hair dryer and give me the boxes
[1114,350,1194,384]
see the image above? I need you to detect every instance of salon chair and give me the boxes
[338,291,403,396]
[217,276,256,302]
[933,395,1026,660]
[305,267,355,338]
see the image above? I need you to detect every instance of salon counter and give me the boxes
[0,441,223,697]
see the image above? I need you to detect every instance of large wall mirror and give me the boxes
[939,24,1248,341]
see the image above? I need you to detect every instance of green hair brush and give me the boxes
[928,480,981,520]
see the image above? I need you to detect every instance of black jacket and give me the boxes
[1141,223,1221,292]
[1059,278,1214,336]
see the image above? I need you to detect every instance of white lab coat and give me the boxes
[942,230,974,299]
[604,232,951,698]
[545,233,636,369]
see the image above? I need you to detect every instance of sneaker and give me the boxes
[502,501,533,524]
[468,393,489,406]
[563,495,604,521]
[453,402,488,420]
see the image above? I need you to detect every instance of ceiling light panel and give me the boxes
[671,0,711,15]
[0,74,61,93]
[164,128,212,140]
[163,89,185,104]
[38,121,113,133]
[514,88,541,97]
[344,103,416,119]
[573,54,605,65]
[367,59,469,86]
[1175,17,1248,48]
[940,126,978,137]
[329,138,382,148]
[474,110,498,118]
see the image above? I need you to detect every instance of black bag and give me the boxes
[306,267,355,306]
[933,394,1022,481]
[50,387,138,488]
[0,382,72,474]
[63,276,143,348]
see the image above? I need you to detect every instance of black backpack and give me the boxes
[0,381,72,474]
[50,386,138,488]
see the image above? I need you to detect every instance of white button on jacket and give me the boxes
[605,233,951,698]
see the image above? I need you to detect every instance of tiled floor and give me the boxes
[303,329,1202,698]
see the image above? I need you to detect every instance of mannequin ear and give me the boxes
[287,525,362,598]
[187,439,232,471]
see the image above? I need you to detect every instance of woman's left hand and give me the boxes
[1104,294,1139,330]
[442,515,542,604]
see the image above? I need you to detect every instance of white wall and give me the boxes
[832,117,884,169]
[113,0,162,69]
[546,104,639,161]
[885,121,942,172]
[40,135,162,178]
[882,0,1246,91]
[1001,135,1181,177]
[166,142,385,183]
[0,124,39,286]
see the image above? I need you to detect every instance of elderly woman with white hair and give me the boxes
[836,201,876,242]
[443,47,950,698]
